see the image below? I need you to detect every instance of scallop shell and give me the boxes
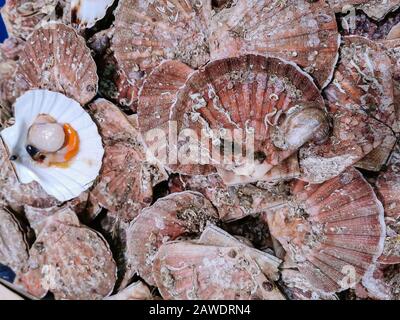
[88,99,168,223]
[112,0,213,104]
[0,137,59,213]
[0,208,29,272]
[71,0,115,29]
[152,241,285,300]
[266,168,385,293]
[14,23,98,105]
[375,164,400,264]
[171,54,328,180]
[15,207,117,300]
[125,191,219,286]
[104,281,153,300]
[300,36,395,183]
[210,0,340,88]
[0,0,65,40]
[0,89,104,202]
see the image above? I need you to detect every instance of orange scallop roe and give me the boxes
[50,124,80,168]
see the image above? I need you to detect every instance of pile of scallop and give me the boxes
[0,0,400,300]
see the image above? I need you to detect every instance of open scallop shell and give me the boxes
[0,208,29,273]
[112,0,213,105]
[14,23,98,105]
[15,207,117,300]
[152,241,285,300]
[71,0,115,29]
[266,168,385,293]
[0,89,104,202]
[125,191,219,286]
[170,54,328,180]
[300,36,395,183]
[210,0,340,88]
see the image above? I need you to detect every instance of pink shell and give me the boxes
[0,208,29,272]
[266,168,385,293]
[210,0,340,88]
[152,241,285,300]
[15,207,117,300]
[125,191,219,286]
[14,23,98,105]
[171,54,328,179]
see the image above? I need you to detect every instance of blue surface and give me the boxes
[0,0,8,43]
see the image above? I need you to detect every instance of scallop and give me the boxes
[0,89,104,202]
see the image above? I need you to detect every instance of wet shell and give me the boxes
[15,207,117,300]
[1,89,104,202]
[1,0,65,40]
[171,55,328,180]
[112,0,213,104]
[104,281,153,300]
[0,137,58,213]
[125,191,219,286]
[14,23,98,105]
[0,208,29,272]
[266,168,385,293]
[152,241,285,300]
[71,0,115,29]
[300,36,396,183]
[375,164,400,264]
[89,99,168,223]
[210,0,340,88]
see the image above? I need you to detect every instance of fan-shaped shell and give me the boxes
[112,0,213,104]
[15,207,117,300]
[71,0,115,29]
[0,89,104,202]
[14,23,98,105]
[375,163,400,264]
[0,137,58,213]
[210,0,340,88]
[266,168,385,293]
[300,36,395,183]
[0,208,29,272]
[171,55,328,180]
[88,99,168,223]
[152,241,285,300]
[125,191,219,286]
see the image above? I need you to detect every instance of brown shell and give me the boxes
[88,99,168,223]
[14,23,98,105]
[210,0,340,88]
[0,208,29,272]
[152,241,285,300]
[375,164,400,264]
[15,208,117,300]
[266,168,385,293]
[104,281,153,300]
[0,0,65,40]
[300,36,396,183]
[0,137,59,213]
[125,191,219,286]
[112,0,213,104]
[171,54,328,179]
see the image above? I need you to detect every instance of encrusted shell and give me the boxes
[152,241,285,300]
[71,0,115,29]
[125,191,219,286]
[210,0,340,88]
[0,208,29,272]
[15,207,117,300]
[170,55,328,180]
[14,23,98,105]
[266,168,385,293]
[1,89,104,202]
[300,36,395,183]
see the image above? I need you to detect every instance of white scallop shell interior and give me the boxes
[0,89,104,202]
[71,0,115,28]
